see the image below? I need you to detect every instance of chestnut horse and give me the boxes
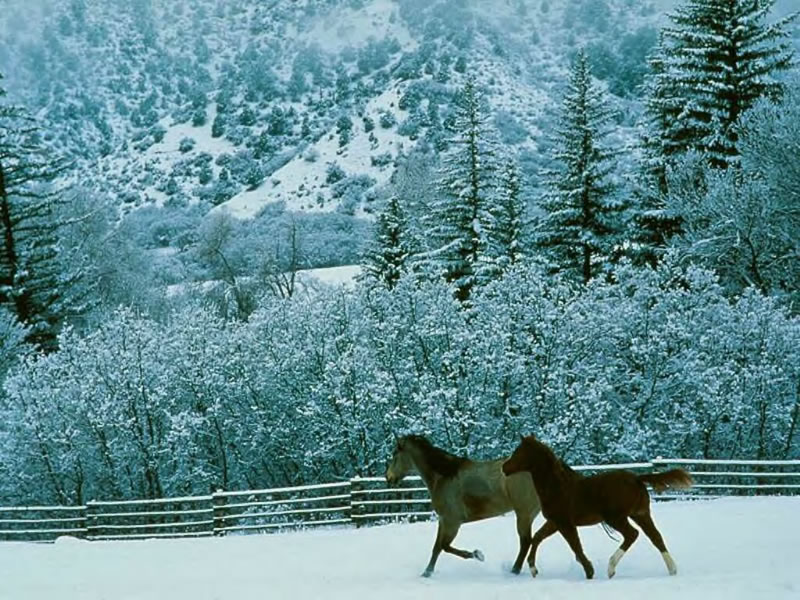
[503,435,693,579]
[386,435,541,577]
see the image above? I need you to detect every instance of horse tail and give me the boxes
[637,469,694,493]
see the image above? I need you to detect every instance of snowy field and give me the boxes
[3,497,798,600]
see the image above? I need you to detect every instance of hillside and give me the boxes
[1,0,677,222]
[2,0,798,283]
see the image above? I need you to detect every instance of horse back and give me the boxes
[446,459,537,523]
[575,470,649,521]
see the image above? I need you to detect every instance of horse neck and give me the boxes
[405,444,442,491]
[530,452,578,504]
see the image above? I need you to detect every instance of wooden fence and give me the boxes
[2,458,798,543]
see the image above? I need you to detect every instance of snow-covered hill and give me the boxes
[1,0,798,286]
[0,0,677,220]
[220,86,410,218]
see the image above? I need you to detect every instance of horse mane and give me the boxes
[528,437,582,489]
[403,435,469,478]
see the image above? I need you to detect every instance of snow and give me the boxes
[95,103,237,210]
[152,105,237,161]
[53,535,87,546]
[3,497,798,600]
[302,0,415,55]
[220,86,408,219]
[165,266,361,299]
[297,265,361,288]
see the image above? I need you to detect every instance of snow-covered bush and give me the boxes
[378,110,397,129]
[179,137,196,153]
[2,261,797,505]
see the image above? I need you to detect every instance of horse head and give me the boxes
[503,435,529,476]
[385,435,414,485]
[503,434,552,476]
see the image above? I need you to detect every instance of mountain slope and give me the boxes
[1,0,677,221]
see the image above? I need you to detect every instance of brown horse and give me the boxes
[502,435,693,579]
[386,435,541,577]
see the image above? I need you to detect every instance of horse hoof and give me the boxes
[421,570,433,578]
[662,551,678,576]
[529,565,538,578]
[608,548,625,578]
[473,549,485,562]
[584,563,595,579]
[511,566,521,575]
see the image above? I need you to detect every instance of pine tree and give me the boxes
[362,195,415,289]
[651,0,797,168]
[422,78,498,303]
[536,50,623,284]
[0,74,74,350]
[485,159,526,275]
[631,36,686,268]
[641,35,679,192]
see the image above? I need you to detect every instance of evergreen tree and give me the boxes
[362,195,414,289]
[0,74,75,350]
[640,35,680,193]
[536,50,623,284]
[485,159,526,275]
[650,0,797,168]
[422,78,498,303]
[631,36,686,268]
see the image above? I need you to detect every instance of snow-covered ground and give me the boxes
[301,0,416,55]
[221,86,409,218]
[3,497,798,600]
[164,265,361,299]
[297,264,361,287]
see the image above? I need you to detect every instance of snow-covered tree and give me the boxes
[536,50,624,284]
[193,212,256,319]
[648,0,797,168]
[630,36,687,268]
[0,307,29,383]
[362,195,415,289]
[422,78,498,303]
[1,261,798,505]
[386,152,438,248]
[0,73,79,350]
[484,159,526,276]
[665,88,800,303]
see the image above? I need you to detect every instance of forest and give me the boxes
[1,0,799,505]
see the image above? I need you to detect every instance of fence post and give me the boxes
[77,505,88,540]
[350,476,362,528]
[85,501,97,541]
[212,490,226,536]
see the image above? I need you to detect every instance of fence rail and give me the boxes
[2,457,798,543]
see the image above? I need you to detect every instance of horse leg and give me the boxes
[604,516,640,578]
[511,510,534,575]
[441,522,484,562]
[557,524,594,579]
[527,519,558,577]
[422,520,447,577]
[631,513,677,575]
